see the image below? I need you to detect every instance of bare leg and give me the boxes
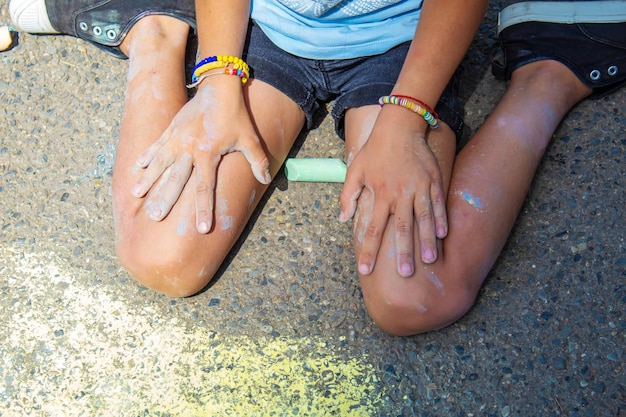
[346,60,593,335]
[112,16,305,296]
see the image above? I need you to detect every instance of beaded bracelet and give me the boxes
[392,95,438,119]
[191,60,249,85]
[193,55,249,76]
[187,65,249,88]
[378,95,439,128]
[190,55,250,86]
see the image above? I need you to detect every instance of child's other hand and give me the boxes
[130,82,270,233]
[339,110,447,277]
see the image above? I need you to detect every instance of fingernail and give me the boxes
[339,211,346,222]
[264,169,272,184]
[358,263,371,275]
[400,263,413,276]
[149,206,162,220]
[131,184,142,198]
[437,226,447,238]
[423,248,435,263]
[198,222,209,233]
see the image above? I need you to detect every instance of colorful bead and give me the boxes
[392,94,438,119]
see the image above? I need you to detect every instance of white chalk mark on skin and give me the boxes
[248,190,257,208]
[174,198,195,236]
[494,102,558,159]
[425,269,445,294]
[386,235,396,259]
[459,189,485,210]
[126,53,167,104]
[142,167,171,217]
[354,202,372,245]
[346,150,355,168]
[346,110,377,166]
[217,198,233,231]
[200,86,217,140]
[357,112,377,154]
[125,42,151,85]
[197,266,206,278]
[416,303,428,313]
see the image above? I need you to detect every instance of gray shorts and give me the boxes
[243,21,466,143]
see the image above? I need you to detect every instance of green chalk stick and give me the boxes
[285,158,346,183]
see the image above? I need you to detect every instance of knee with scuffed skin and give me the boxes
[363,272,477,336]
[115,234,215,298]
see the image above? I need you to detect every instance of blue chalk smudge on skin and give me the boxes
[460,189,485,209]
[387,234,395,259]
[217,198,233,231]
[426,271,445,294]
[177,218,188,236]
[220,215,233,231]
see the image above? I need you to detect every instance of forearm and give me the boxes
[393,0,488,108]
[194,0,251,59]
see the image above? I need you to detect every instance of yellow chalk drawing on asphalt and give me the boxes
[1,252,382,416]
[172,335,380,416]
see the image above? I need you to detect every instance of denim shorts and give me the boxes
[492,1,626,98]
[243,22,466,143]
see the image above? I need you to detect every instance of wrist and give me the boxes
[379,101,429,135]
[193,74,245,107]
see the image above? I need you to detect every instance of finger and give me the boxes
[147,154,193,221]
[357,199,389,275]
[431,182,448,239]
[131,146,177,198]
[134,126,172,168]
[394,200,415,277]
[194,159,218,234]
[339,164,364,222]
[415,194,437,264]
[238,138,271,184]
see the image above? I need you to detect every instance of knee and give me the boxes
[511,60,592,103]
[115,233,216,298]
[362,270,479,336]
[120,15,190,58]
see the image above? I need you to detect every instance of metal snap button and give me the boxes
[589,69,601,81]
[93,26,102,36]
[608,66,618,77]
[106,29,116,40]
[79,21,88,31]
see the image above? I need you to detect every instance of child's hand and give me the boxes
[130,82,270,233]
[340,109,448,277]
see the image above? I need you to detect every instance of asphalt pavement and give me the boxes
[0,1,624,416]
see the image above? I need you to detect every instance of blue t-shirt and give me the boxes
[250,0,423,59]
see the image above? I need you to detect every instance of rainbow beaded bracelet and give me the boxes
[378,95,439,128]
